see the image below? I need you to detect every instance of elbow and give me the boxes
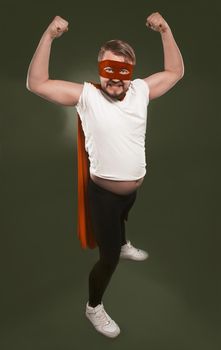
[167,66,185,81]
[178,63,185,79]
[173,69,184,82]
[173,63,185,80]
[26,77,34,92]
[26,71,39,92]
[26,79,40,93]
[179,68,185,79]
[26,78,49,93]
[26,81,31,91]
[26,76,30,90]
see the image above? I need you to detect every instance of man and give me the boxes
[26,12,184,338]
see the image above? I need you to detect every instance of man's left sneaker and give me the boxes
[120,240,149,261]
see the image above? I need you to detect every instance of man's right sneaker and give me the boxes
[85,301,120,338]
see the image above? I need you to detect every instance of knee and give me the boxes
[100,254,120,272]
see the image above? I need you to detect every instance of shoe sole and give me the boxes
[120,254,149,261]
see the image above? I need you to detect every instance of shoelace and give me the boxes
[127,240,132,247]
[123,240,140,252]
[95,308,110,326]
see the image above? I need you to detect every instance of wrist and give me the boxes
[160,25,172,36]
[42,30,54,43]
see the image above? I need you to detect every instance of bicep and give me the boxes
[143,71,183,101]
[29,79,84,106]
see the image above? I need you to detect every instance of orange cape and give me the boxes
[77,82,101,249]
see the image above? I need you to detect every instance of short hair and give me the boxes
[98,39,136,65]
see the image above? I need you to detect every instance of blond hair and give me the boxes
[98,39,136,65]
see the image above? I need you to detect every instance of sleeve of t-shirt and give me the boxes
[75,81,91,113]
[132,78,150,105]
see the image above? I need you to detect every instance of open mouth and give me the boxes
[107,81,123,87]
[108,84,123,88]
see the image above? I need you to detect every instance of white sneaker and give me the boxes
[85,302,120,338]
[120,240,149,261]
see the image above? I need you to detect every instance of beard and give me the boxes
[102,80,127,99]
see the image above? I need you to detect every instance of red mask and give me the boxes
[98,59,134,80]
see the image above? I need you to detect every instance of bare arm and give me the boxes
[143,12,184,101]
[26,16,83,106]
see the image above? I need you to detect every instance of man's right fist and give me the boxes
[46,16,69,39]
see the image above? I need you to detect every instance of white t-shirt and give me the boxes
[75,78,150,181]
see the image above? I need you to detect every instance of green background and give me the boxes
[1,0,220,349]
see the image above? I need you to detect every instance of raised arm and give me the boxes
[143,12,184,101]
[26,16,83,106]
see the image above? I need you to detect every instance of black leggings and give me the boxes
[87,177,137,307]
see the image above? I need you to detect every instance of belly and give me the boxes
[90,173,144,195]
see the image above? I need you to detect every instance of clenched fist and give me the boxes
[45,16,69,39]
[146,12,169,33]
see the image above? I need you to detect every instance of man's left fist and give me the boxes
[146,12,170,33]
